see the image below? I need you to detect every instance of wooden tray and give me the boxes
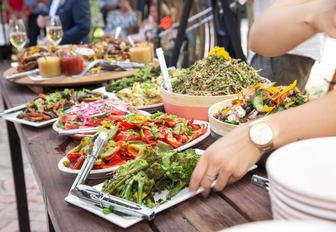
[3,67,139,87]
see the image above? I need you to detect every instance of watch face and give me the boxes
[249,123,273,146]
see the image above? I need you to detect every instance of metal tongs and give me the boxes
[5,69,39,80]
[251,175,270,191]
[58,127,98,136]
[72,59,144,78]
[71,185,155,220]
[68,132,155,220]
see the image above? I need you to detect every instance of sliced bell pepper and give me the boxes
[72,155,85,170]
[115,130,141,142]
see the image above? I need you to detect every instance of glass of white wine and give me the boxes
[46,16,63,46]
[9,19,27,51]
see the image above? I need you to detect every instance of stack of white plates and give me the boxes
[266,137,336,222]
[220,221,336,232]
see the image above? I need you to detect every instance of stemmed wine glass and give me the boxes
[46,16,63,46]
[9,19,27,51]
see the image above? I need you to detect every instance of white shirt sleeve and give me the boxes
[49,0,61,17]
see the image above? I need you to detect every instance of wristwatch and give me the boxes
[248,122,274,154]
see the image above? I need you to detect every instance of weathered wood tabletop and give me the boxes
[0,63,272,232]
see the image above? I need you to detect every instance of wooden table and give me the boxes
[0,67,272,232]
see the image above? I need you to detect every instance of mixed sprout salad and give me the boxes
[172,47,265,96]
[214,81,309,125]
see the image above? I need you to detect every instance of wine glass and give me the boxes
[9,19,27,51]
[46,16,63,46]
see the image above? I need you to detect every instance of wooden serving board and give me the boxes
[3,67,139,87]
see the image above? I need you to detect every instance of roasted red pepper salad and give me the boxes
[63,112,208,170]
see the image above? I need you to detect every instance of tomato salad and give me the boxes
[63,112,208,170]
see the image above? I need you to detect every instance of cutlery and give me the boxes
[72,59,144,78]
[156,48,173,92]
[0,103,26,116]
[71,184,155,220]
[68,132,156,220]
[70,132,108,190]
[251,175,270,191]
[5,69,39,80]
[58,127,98,136]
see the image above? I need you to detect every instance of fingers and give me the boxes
[214,170,230,192]
[200,169,218,197]
[189,155,208,192]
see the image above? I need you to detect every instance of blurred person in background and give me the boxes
[130,3,158,42]
[104,0,136,38]
[37,0,91,44]
[3,0,27,21]
[247,0,325,91]
[130,0,171,42]
[99,0,118,24]
[26,0,48,46]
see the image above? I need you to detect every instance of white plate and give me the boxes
[270,186,336,220]
[58,121,211,177]
[65,149,258,228]
[1,110,57,127]
[266,137,336,203]
[270,177,336,211]
[269,192,320,221]
[58,156,118,179]
[219,220,336,232]
[93,86,164,112]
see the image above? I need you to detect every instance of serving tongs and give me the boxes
[58,127,98,136]
[5,69,39,80]
[72,59,145,79]
[68,132,155,220]
[71,185,155,220]
[0,103,27,117]
[251,175,270,191]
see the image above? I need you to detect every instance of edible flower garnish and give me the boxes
[208,46,231,60]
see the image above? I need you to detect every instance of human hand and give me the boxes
[189,125,262,197]
[37,15,48,28]
[305,0,336,37]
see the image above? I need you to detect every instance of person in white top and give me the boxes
[248,0,325,90]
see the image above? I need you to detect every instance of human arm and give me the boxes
[189,90,336,196]
[61,0,91,44]
[248,0,336,57]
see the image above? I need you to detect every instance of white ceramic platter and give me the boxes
[1,109,57,127]
[65,149,257,228]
